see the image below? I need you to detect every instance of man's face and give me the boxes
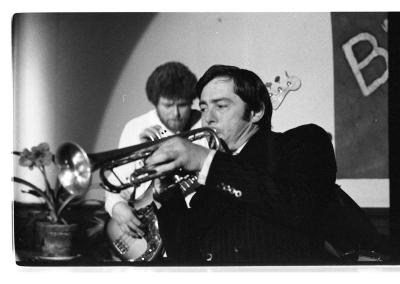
[199,77,255,151]
[156,96,192,133]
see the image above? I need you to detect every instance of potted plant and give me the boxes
[13,142,88,259]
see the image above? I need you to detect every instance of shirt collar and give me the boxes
[232,140,249,155]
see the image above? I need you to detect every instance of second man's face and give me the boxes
[156,96,192,133]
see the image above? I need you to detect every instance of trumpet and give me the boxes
[55,127,221,194]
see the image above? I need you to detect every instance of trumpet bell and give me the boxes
[55,142,92,196]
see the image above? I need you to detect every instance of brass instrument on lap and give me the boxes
[55,127,221,261]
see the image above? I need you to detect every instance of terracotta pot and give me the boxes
[35,222,78,257]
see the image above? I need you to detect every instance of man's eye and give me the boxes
[200,107,207,112]
[217,104,227,109]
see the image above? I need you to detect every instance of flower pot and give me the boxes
[35,222,79,258]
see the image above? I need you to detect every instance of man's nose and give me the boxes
[203,109,216,125]
[172,105,180,117]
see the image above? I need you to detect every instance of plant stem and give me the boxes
[12,177,58,222]
[39,166,55,205]
[54,175,61,201]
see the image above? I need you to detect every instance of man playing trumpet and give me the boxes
[143,64,339,263]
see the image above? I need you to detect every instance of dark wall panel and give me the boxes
[332,12,388,178]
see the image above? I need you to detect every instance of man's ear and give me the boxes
[250,103,265,123]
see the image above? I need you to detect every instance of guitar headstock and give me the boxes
[265,71,302,110]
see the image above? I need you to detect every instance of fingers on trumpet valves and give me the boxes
[151,162,180,178]
[144,145,177,166]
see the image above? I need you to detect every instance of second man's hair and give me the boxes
[146,61,198,105]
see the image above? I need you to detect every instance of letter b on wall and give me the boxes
[342,32,388,97]
[332,12,388,179]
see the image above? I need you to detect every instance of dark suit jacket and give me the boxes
[157,124,337,264]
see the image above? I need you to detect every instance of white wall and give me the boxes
[13,14,59,202]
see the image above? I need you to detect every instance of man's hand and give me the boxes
[145,137,210,176]
[111,202,145,238]
[139,125,165,142]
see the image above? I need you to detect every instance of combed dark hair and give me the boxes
[146,61,198,105]
[196,65,272,130]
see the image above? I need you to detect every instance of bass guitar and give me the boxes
[106,173,199,261]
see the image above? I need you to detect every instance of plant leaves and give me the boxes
[21,189,42,198]
[56,194,78,218]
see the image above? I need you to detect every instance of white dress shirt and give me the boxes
[104,109,203,216]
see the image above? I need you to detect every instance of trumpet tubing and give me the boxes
[55,127,221,193]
